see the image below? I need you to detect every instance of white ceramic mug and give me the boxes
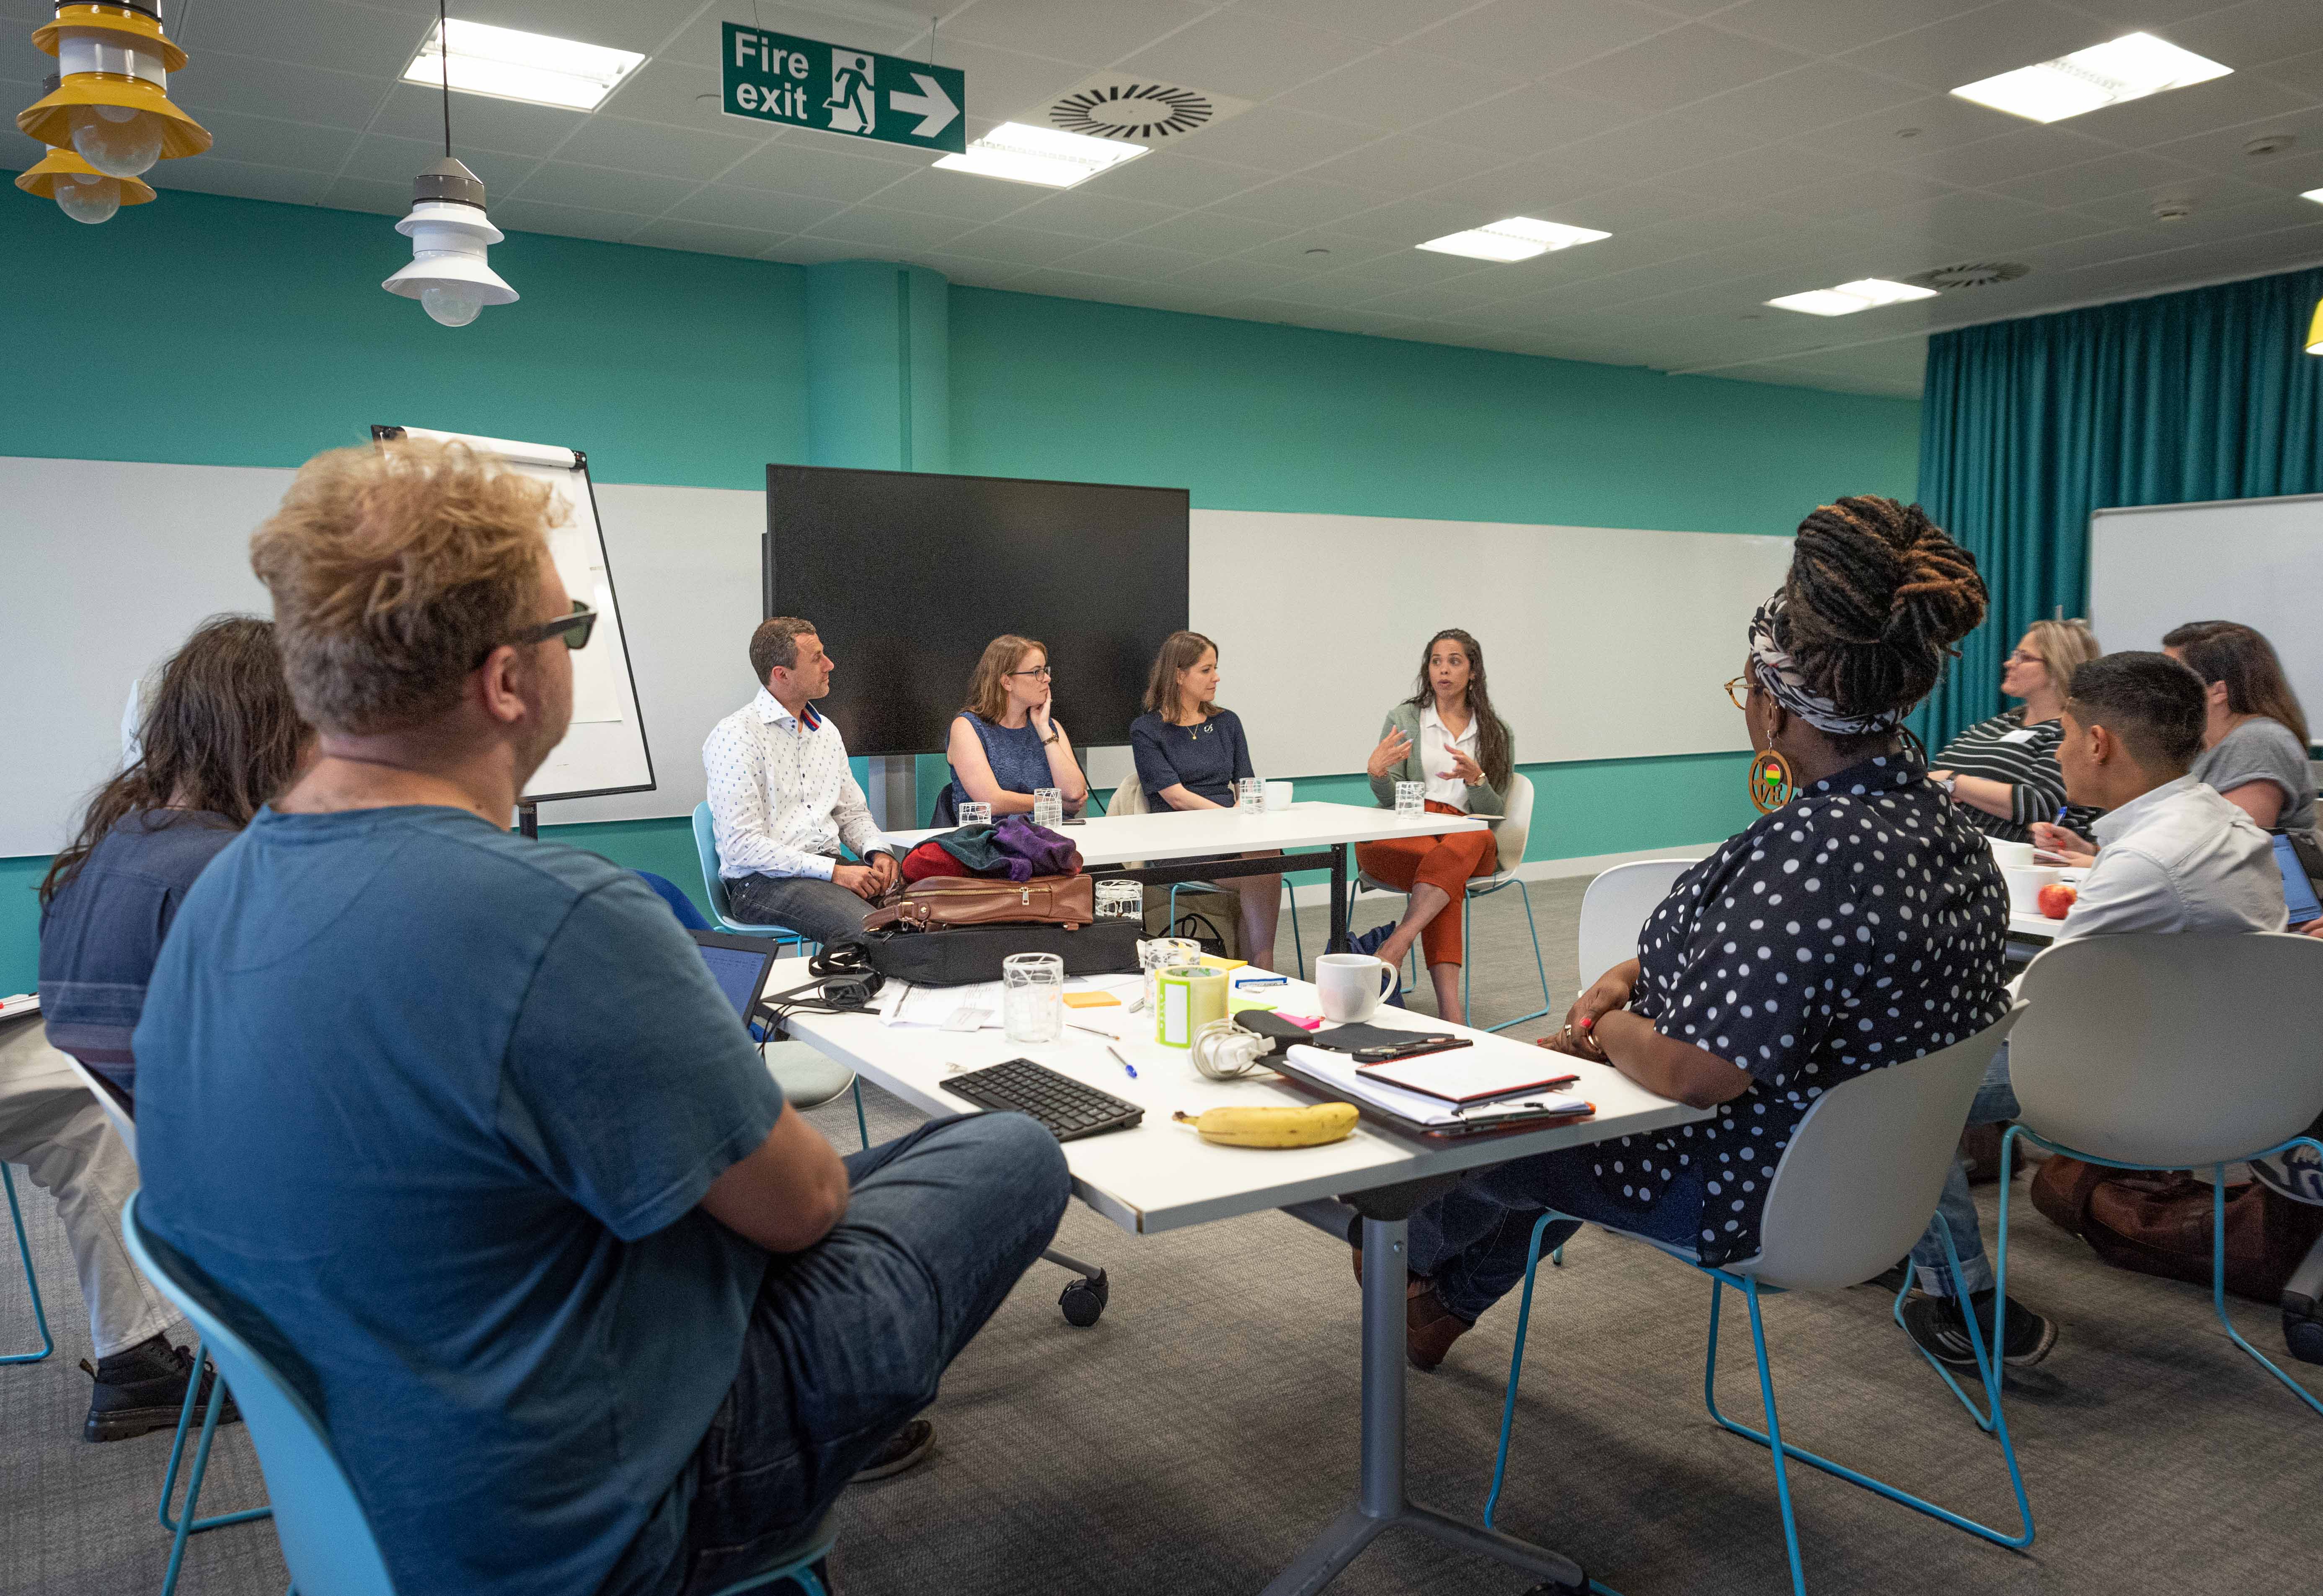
[1315,952,1396,1023]
[1264,780,1294,812]
[1988,838,2036,870]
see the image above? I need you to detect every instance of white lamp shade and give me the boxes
[382,202,518,305]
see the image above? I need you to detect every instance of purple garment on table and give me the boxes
[931,824,1032,883]
[990,813,1082,877]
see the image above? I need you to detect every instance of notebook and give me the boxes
[1360,1051,1583,1104]
[1281,1045,1589,1132]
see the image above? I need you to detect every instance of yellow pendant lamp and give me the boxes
[2306,297,2323,356]
[14,144,155,223]
[18,2,211,180]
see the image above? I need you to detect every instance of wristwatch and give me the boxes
[1932,772,1958,795]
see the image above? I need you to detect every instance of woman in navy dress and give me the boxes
[1385,497,2010,1370]
[946,634,1089,819]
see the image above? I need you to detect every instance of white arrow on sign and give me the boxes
[888,73,959,140]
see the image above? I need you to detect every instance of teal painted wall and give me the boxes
[0,188,1917,992]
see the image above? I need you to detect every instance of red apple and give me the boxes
[2037,883,2078,920]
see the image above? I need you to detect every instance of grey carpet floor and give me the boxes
[6,877,2321,1593]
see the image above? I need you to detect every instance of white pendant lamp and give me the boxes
[18,2,211,180]
[382,2,516,328]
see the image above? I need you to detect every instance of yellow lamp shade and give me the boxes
[16,72,212,164]
[33,3,190,72]
[2307,297,2323,356]
[13,144,156,202]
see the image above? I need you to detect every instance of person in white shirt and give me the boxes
[703,617,899,946]
[1905,651,2287,1370]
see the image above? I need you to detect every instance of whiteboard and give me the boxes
[381,426,654,806]
[1191,510,1794,778]
[2089,493,2323,735]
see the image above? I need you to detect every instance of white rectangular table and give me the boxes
[881,801,1488,957]
[771,956,1709,1593]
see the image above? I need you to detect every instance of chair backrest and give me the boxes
[2013,932,2323,1169]
[1742,1006,2024,1290]
[1482,772,1534,878]
[1576,858,1697,989]
[634,870,711,931]
[120,1193,399,1596]
[1106,777,1150,817]
[56,1050,136,1163]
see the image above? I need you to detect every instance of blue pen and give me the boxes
[1236,974,1288,988]
[1107,1043,1137,1080]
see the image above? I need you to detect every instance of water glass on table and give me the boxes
[1096,878,1144,921]
[958,801,992,828]
[1003,952,1065,1044]
[1238,777,1266,813]
[1395,780,1425,821]
[1139,935,1201,1013]
[1033,788,1064,829]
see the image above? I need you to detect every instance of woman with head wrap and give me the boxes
[1371,496,2010,1371]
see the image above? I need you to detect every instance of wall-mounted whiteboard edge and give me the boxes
[1190,509,1793,781]
[2088,491,2323,750]
[377,425,656,808]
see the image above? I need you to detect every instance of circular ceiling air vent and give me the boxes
[1050,82,1216,141]
[1911,261,2031,290]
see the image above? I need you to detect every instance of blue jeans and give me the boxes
[1910,1042,2019,1299]
[1408,1146,1708,1325]
[613,1112,1070,1596]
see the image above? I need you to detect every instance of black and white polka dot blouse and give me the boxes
[1596,746,2010,1268]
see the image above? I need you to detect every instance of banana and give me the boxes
[1173,1102,1358,1148]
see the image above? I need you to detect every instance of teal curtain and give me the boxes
[1912,265,2323,746]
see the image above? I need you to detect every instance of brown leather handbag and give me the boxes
[862,873,1094,932]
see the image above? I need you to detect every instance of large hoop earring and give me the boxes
[1748,749,1795,813]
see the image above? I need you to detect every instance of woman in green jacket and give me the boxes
[1352,628,1514,1015]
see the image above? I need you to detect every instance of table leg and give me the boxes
[1259,1216,1589,1596]
[1327,843,1350,956]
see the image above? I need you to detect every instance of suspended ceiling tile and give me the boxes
[664,184,846,234]
[1322,193,1491,244]
[1271,49,1530,135]
[1160,255,1328,296]
[1404,0,1679,77]
[1003,187,1182,239]
[1417,79,1649,158]
[1112,10,1375,103]
[340,134,540,194]
[1235,0,1479,48]
[2168,0,2323,68]
[553,117,764,183]
[1652,141,1876,202]
[1129,207,1303,254]
[2071,72,2316,153]
[167,48,390,131]
[1168,103,1389,174]
[1837,2,2114,95]
[862,166,1047,223]
[2255,46,2323,100]
[1087,153,1276,210]
[183,0,430,78]
[660,3,928,71]
[1048,237,1209,281]
[1303,133,1503,194]
[1194,178,1381,230]
[1711,0,1992,58]
[370,81,589,158]
[490,197,647,243]
[628,216,786,258]
[722,140,922,203]
[1236,228,1406,271]
[797,203,977,251]
[170,106,360,175]
[1543,23,1815,115]
[941,221,1107,268]
[1889,123,2119,188]
[933,0,1211,68]
[513,160,695,215]
[1985,147,2217,209]
[321,175,414,216]
[146,153,335,205]
[597,60,735,133]
[2144,100,2323,173]
[1682,61,1930,142]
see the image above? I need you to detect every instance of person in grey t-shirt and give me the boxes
[2163,620,2316,838]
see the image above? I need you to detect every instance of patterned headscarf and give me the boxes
[1746,591,1904,736]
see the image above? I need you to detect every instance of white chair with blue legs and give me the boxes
[1990,931,2323,1420]
[3,1162,52,1365]
[1104,777,1305,977]
[49,1051,271,1596]
[693,802,868,1149]
[1354,773,1553,1031]
[119,1192,836,1596]
[1484,1008,2031,1596]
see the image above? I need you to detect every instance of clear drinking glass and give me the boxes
[1395,780,1425,820]
[1096,878,1144,921]
[1033,787,1064,828]
[1139,935,1201,1012]
[1003,952,1065,1044]
[1238,776,1265,813]
[958,801,992,828]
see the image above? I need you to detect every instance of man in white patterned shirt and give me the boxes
[704,618,900,946]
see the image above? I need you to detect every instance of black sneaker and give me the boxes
[849,1418,934,1482]
[1902,1290,2056,1369]
[82,1336,239,1443]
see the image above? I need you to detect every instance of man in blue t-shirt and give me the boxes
[134,438,1070,1596]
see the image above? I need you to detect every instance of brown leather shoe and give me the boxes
[1349,1224,1475,1371]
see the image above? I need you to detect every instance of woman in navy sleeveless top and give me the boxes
[946,634,1089,819]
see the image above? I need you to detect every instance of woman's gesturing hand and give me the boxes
[1367,727,1413,780]
[1444,745,1485,786]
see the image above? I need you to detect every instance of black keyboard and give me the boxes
[942,1058,1145,1142]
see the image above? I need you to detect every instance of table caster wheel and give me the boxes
[1059,1269,1108,1327]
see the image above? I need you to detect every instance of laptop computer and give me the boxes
[2274,834,2322,927]
[688,929,780,1027]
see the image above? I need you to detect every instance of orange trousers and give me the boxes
[1354,800,1498,968]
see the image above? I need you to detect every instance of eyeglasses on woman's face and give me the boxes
[1724,674,1752,711]
[1005,664,1053,680]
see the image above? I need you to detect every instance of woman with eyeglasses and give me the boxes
[1377,497,2006,1371]
[1923,619,2101,844]
[944,634,1088,819]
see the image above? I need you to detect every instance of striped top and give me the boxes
[1930,709,2097,844]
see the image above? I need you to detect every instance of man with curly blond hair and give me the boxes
[133,439,1069,1596]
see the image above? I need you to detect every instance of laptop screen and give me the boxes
[690,932,775,1023]
[2274,834,2322,926]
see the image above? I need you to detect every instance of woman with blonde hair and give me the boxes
[1926,617,2101,842]
[943,633,1088,819]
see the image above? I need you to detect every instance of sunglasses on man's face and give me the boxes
[478,600,597,667]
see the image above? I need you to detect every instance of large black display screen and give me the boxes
[764,465,1190,758]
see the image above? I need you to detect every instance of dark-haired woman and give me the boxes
[1129,630,1279,973]
[1378,497,2009,1372]
[9,615,306,1441]
[2164,620,2316,838]
[40,615,313,1107]
[1351,629,1516,1018]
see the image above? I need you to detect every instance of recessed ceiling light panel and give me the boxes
[1767,279,1938,317]
[1950,32,2230,124]
[402,20,646,113]
[1416,217,1610,263]
[934,122,1146,187]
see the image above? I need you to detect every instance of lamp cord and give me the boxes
[439,0,451,158]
